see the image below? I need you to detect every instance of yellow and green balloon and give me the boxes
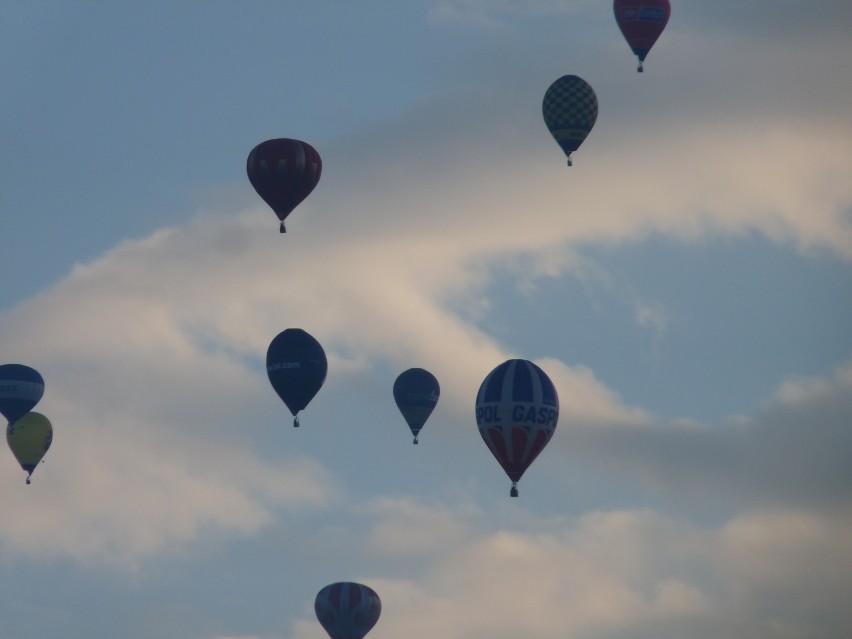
[6,411,53,484]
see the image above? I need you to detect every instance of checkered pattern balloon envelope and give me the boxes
[542,75,598,166]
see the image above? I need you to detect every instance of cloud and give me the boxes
[282,502,852,639]
[678,0,852,41]
[2,40,851,565]
[0,410,338,566]
[317,79,852,268]
[362,496,482,556]
[0,0,849,585]
[548,362,852,519]
[0,5,850,639]
[426,0,596,28]
[0,225,350,566]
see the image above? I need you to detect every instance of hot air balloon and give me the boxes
[246,138,322,233]
[6,411,53,484]
[542,75,598,166]
[475,359,559,497]
[0,363,45,425]
[266,328,327,427]
[393,368,440,444]
[613,0,671,72]
[315,582,381,639]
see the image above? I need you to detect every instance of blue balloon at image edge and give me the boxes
[0,363,45,424]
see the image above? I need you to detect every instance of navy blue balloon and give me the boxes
[315,582,381,639]
[266,329,327,427]
[393,368,439,444]
[0,364,45,424]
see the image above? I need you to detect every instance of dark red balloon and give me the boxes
[246,138,322,232]
[613,0,671,72]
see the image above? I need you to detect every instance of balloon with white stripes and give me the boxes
[0,363,45,425]
[475,359,559,497]
[315,582,381,639]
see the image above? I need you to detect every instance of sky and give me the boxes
[1,1,851,638]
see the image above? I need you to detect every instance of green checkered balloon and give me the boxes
[542,75,598,166]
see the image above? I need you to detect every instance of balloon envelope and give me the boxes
[315,582,381,639]
[0,363,45,424]
[613,0,671,71]
[475,359,559,496]
[542,75,598,165]
[246,138,322,232]
[266,328,327,426]
[393,368,440,444]
[6,411,53,482]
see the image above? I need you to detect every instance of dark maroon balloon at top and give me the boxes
[246,138,322,232]
[613,0,671,72]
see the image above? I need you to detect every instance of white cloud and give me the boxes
[283,503,852,639]
[541,358,653,427]
[0,4,850,638]
[0,408,338,566]
[547,362,852,518]
[362,496,482,556]
[2,53,850,563]
[427,0,595,28]
[773,366,852,405]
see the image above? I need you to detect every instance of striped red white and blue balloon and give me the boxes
[475,359,559,497]
[314,582,381,639]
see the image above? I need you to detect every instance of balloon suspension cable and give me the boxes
[293,415,300,428]
[280,221,287,233]
[510,482,518,498]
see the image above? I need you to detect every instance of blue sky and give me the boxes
[476,235,852,420]
[1,2,851,639]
